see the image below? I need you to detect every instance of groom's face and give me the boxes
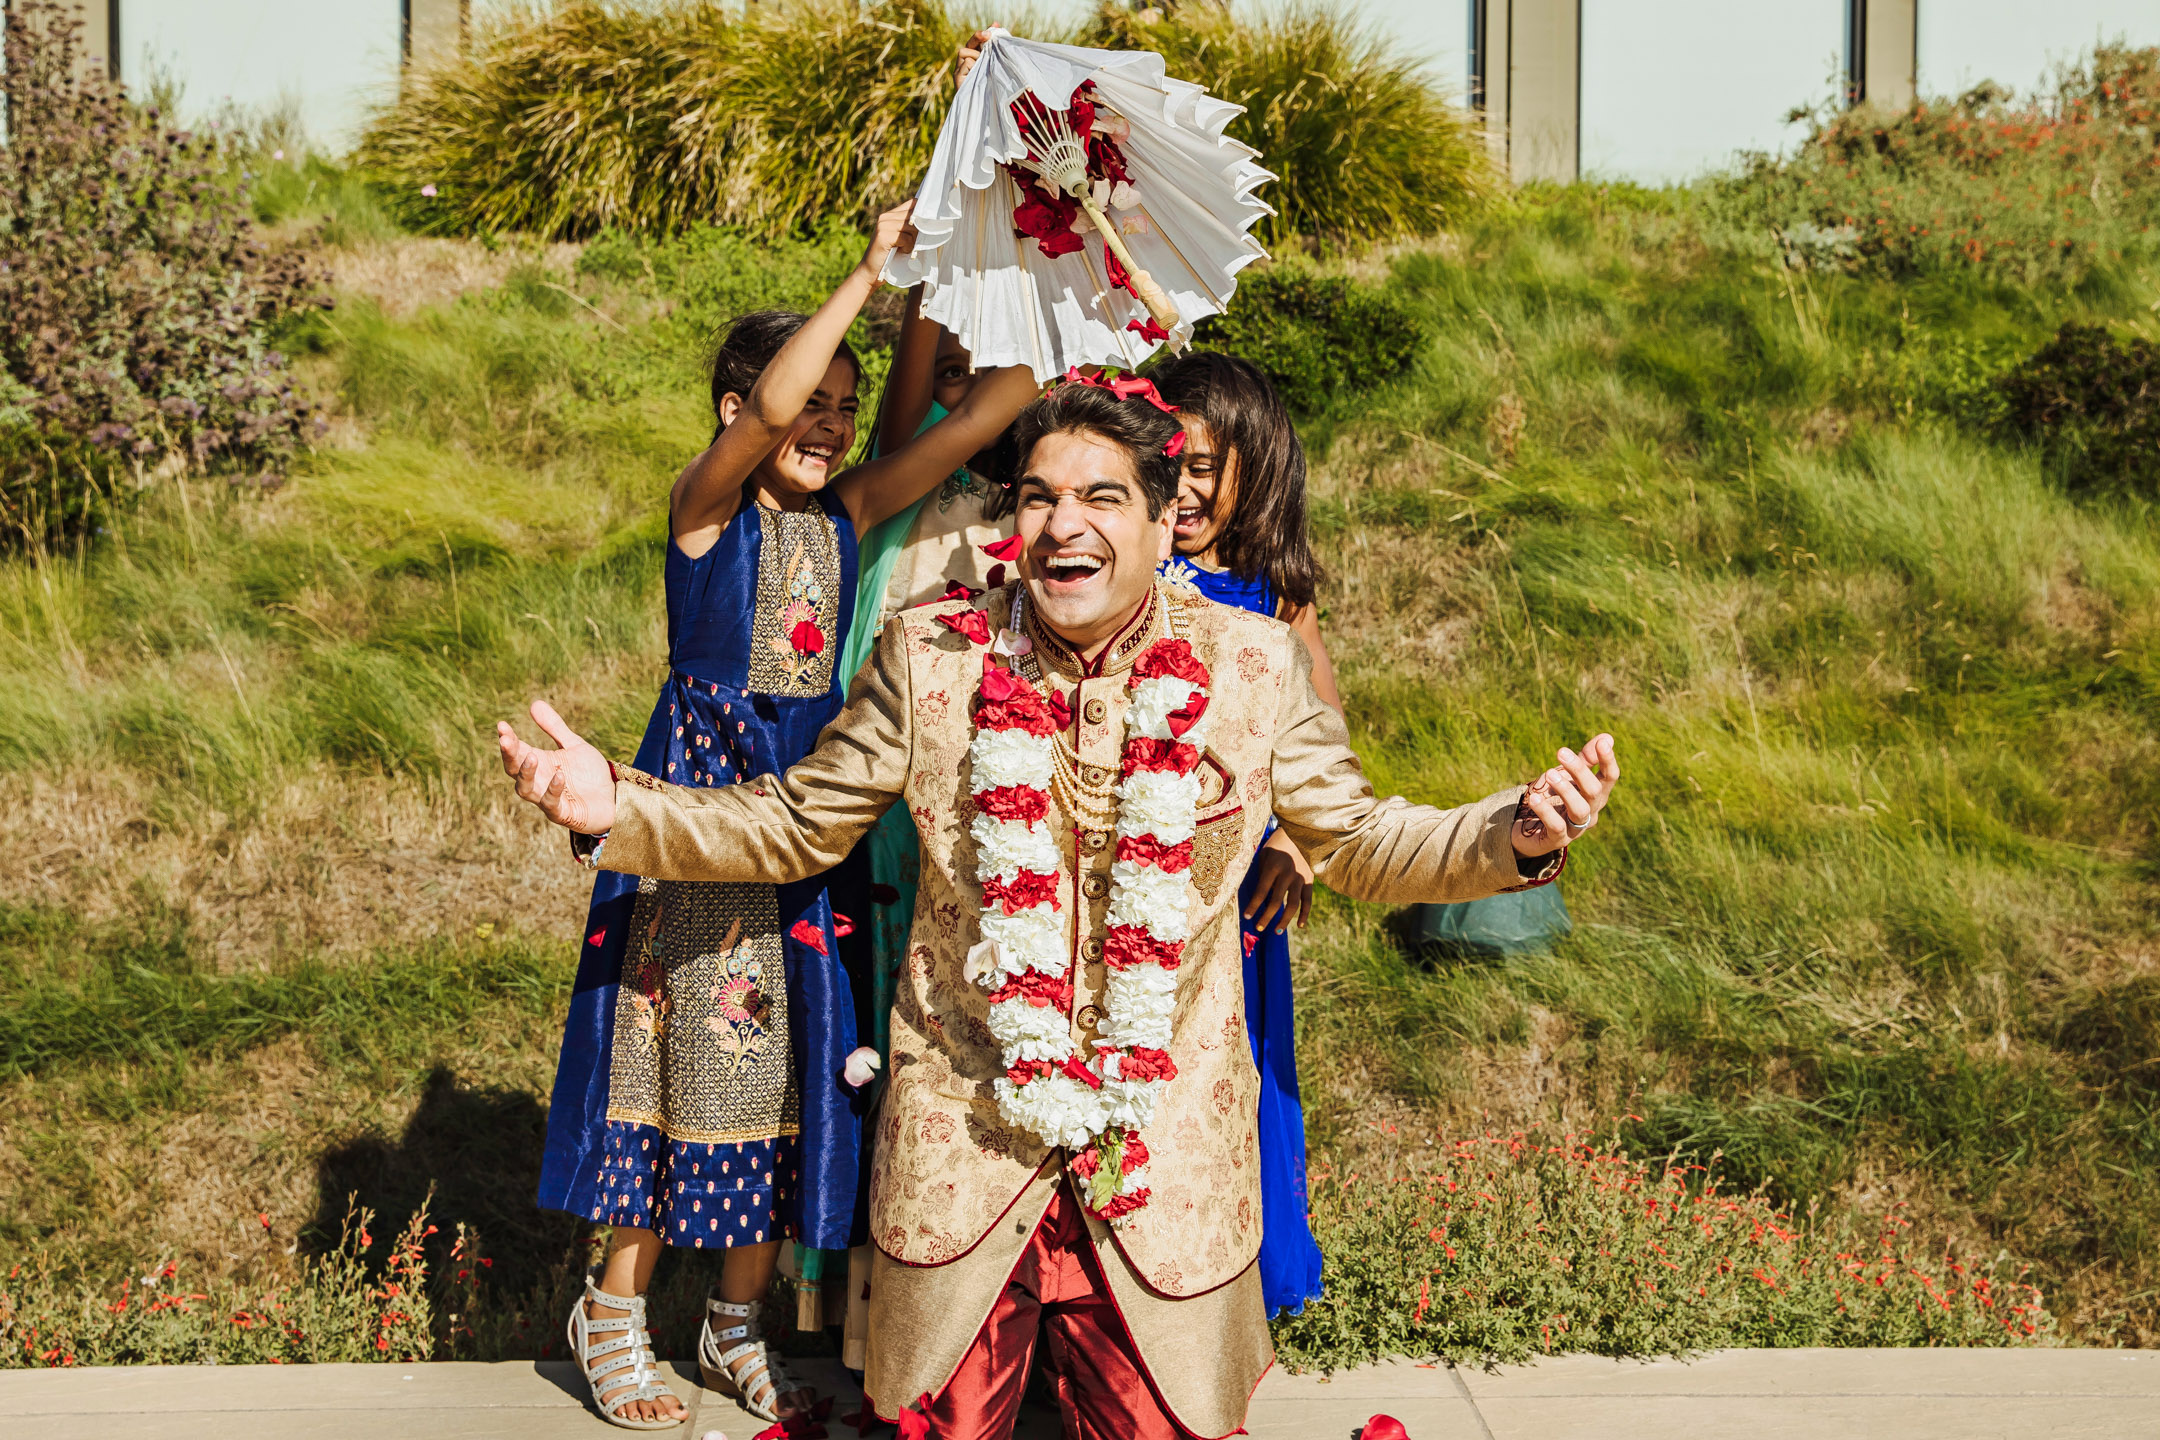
[1012,430,1174,654]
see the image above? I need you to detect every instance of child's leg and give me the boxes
[707,1239,822,1417]
[582,1225,688,1425]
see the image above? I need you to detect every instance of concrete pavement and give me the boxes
[3,1349,2155,1439]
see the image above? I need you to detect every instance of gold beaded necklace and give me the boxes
[1008,582,1188,829]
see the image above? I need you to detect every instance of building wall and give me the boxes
[115,0,402,149]
[1580,0,1844,185]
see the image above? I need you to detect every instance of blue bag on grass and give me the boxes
[1412,884,1572,959]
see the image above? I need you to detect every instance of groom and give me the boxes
[500,379,1618,1439]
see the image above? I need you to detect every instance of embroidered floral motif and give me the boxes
[748,507,842,696]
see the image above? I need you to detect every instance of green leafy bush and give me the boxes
[1191,263,1424,414]
[1276,1128,2056,1370]
[0,0,327,545]
[1995,322,2160,499]
[1718,43,2160,285]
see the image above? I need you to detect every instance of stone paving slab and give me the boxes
[1,1349,2154,1440]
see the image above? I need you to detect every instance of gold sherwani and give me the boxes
[593,584,1552,1435]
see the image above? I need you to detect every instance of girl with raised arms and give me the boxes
[545,204,1036,1430]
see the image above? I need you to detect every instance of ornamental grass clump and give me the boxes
[1277,1127,2056,1370]
[0,0,327,546]
[1720,43,2160,286]
[356,0,962,241]
[357,0,1489,247]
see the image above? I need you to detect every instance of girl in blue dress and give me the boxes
[543,205,1035,1430]
[1153,352,1336,1319]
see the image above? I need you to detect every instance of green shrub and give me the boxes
[1275,1128,2056,1370]
[1190,263,1424,414]
[1995,322,2160,499]
[0,0,327,546]
[1089,2,1492,247]
[1716,43,2160,286]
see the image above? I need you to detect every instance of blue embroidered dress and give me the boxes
[537,494,863,1253]
[1160,555,1326,1318]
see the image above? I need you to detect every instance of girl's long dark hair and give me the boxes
[1152,353,1323,610]
[708,309,860,441]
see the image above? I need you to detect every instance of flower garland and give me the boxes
[951,593,1211,1220]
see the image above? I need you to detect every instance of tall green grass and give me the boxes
[1287,185,2158,1340]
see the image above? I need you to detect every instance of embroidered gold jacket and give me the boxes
[593,583,1551,1293]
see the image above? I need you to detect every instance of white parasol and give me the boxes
[883,28,1274,383]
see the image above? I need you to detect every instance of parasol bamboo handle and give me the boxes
[1082,197,1181,339]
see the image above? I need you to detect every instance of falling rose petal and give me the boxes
[587,930,607,947]
[832,912,856,938]
[788,919,829,956]
[938,608,992,645]
[871,884,900,905]
[1361,1417,1411,1440]
[980,534,1024,562]
[1129,316,1172,346]
[987,563,1007,588]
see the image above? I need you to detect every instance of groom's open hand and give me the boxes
[1512,733,1619,858]
[498,701,616,836]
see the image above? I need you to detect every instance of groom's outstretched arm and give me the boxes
[1266,640,1616,905]
[501,622,915,886]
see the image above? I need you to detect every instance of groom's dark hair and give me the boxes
[1010,380,1183,518]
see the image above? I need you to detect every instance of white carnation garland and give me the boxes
[955,596,1210,1221]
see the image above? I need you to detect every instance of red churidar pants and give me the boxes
[913,1180,1197,1440]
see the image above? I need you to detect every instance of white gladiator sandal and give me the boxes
[699,1296,800,1423]
[566,1277,680,1431]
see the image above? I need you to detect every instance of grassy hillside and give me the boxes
[1,177,2154,1363]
